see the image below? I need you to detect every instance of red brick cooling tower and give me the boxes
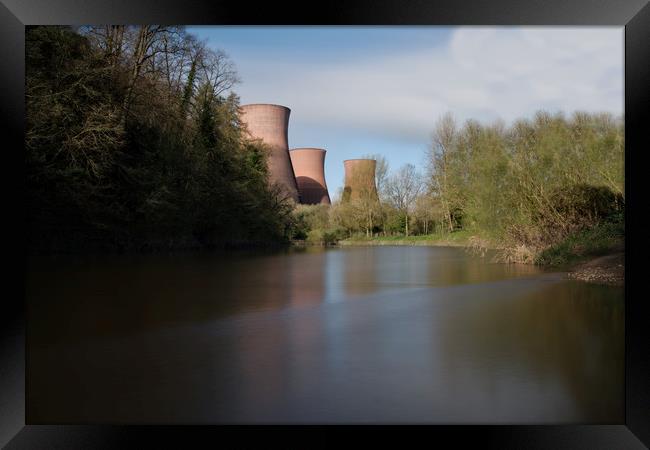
[289,148,331,205]
[343,159,378,202]
[239,104,300,202]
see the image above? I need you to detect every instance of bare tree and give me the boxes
[428,112,457,232]
[362,153,389,200]
[77,26,239,127]
[197,48,240,99]
[385,163,423,236]
[413,194,442,235]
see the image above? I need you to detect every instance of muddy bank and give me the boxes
[567,252,624,286]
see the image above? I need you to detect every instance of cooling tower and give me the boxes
[343,159,378,202]
[289,148,331,205]
[240,104,299,202]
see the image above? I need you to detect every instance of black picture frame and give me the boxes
[4,0,649,447]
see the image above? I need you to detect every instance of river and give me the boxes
[26,245,624,423]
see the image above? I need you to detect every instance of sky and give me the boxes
[187,26,623,197]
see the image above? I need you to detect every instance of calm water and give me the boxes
[26,246,624,423]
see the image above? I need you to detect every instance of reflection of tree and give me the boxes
[27,252,304,344]
[27,251,329,422]
[342,248,379,297]
[288,249,327,306]
[421,248,541,287]
[436,281,624,421]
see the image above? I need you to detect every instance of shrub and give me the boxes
[544,184,624,230]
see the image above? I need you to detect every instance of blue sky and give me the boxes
[188,26,623,198]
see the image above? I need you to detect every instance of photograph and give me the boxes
[23,25,630,426]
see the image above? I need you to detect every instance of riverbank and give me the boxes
[535,220,625,286]
[332,227,625,286]
[338,230,477,248]
[567,251,624,286]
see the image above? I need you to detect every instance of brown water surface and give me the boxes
[26,246,623,423]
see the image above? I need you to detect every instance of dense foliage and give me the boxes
[26,26,294,253]
[311,111,624,264]
[426,111,624,261]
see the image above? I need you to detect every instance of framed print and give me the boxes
[3,0,649,447]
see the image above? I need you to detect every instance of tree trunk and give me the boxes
[444,201,453,232]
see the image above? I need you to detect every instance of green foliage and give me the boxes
[280,110,624,261]
[383,206,406,234]
[288,204,342,244]
[26,26,294,253]
[547,184,623,224]
[426,111,625,263]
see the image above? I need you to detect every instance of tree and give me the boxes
[385,164,423,236]
[428,112,457,232]
[420,110,624,258]
[413,194,442,235]
[26,26,295,253]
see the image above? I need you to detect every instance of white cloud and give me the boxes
[235,27,623,143]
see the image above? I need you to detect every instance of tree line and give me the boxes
[297,111,624,263]
[426,111,624,261]
[26,26,295,253]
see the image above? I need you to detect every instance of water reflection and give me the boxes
[433,279,624,422]
[26,246,623,423]
[288,249,326,306]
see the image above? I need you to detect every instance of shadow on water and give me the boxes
[26,246,623,423]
